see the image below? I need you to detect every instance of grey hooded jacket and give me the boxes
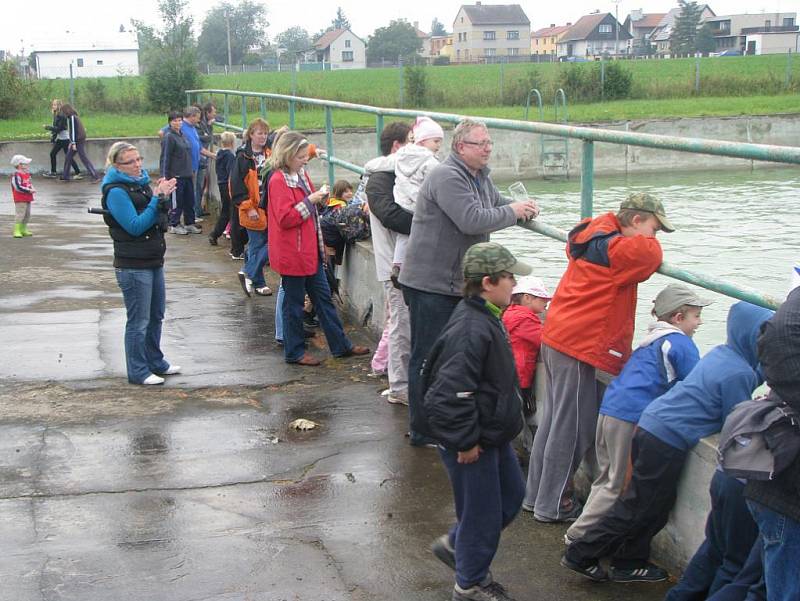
[399,152,517,297]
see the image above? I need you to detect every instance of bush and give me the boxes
[404,65,428,107]
[558,64,601,103]
[0,61,35,118]
[145,50,203,111]
[506,66,545,106]
[599,61,633,101]
[80,78,109,112]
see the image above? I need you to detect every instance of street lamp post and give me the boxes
[612,0,622,57]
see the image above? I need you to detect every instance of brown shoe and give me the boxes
[293,354,321,366]
[337,345,370,358]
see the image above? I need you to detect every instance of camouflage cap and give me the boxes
[463,242,533,279]
[620,192,675,233]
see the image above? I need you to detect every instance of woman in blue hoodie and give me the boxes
[562,301,774,584]
[101,142,180,386]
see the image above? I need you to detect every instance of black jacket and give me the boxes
[160,129,193,179]
[45,113,68,143]
[417,296,524,451]
[745,287,800,522]
[365,170,412,235]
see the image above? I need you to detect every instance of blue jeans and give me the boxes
[706,537,766,601]
[748,501,800,601]
[275,283,285,342]
[115,267,170,384]
[666,471,759,600]
[194,164,207,216]
[439,442,525,589]
[169,176,196,227]
[402,285,460,445]
[244,228,268,289]
[281,263,351,362]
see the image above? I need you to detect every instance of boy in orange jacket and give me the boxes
[523,193,671,522]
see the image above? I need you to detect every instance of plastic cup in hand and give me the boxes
[508,181,529,202]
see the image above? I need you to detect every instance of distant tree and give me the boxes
[695,22,716,55]
[197,0,268,65]
[430,18,447,36]
[332,7,351,30]
[276,26,312,62]
[670,0,703,56]
[366,20,423,63]
[132,0,201,111]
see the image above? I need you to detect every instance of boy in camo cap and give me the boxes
[416,241,531,601]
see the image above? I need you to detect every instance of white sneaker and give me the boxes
[238,271,253,296]
[387,390,409,406]
[142,374,165,385]
[184,224,202,234]
[158,365,181,375]
[169,225,188,235]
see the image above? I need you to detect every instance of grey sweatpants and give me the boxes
[384,281,410,393]
[15,202,31,225]
[524,344,605,520]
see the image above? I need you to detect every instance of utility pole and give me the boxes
[226,10,232,68]
[612,0,622,58]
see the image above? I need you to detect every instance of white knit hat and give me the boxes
[413,116,444,144]
[512,276,552,299]
[10,155,32,167]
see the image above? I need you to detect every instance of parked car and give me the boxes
[559,56,589,62]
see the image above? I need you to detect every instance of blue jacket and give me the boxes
[102,168,160,236]
[600,322,700,424]
[216,148,235,185]
[637,302,774,451]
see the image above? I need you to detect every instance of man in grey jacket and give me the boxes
[400,118,539,446]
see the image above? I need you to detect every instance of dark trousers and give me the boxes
[210,183,231,240]
[169,177,196,227]
[666,471,760,601]
[439,442,525,589]
[50,140,79,175]
[706,537,766,601]
[62,141,98,180]
[229,201,247,257]
[402,285,460,446]
[565,428,686,570]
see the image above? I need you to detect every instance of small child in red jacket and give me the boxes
[503,276,552,457]
[10,154,35,238]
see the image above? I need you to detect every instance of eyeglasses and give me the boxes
[117,157,143,165]
[462,140,494,149]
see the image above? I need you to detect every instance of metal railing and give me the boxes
[187,88,800,310]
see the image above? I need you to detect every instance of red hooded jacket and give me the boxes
[542,212,662,375]
[502,304,543,389]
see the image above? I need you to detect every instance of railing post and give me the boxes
[375,114,384,156]
[241,94,247,130]
[580,140,594,219]
[186,91,191,107]
[288,100,296,129]
[223,94,229,125]
[260,97,267,120]
[325,106,335,186]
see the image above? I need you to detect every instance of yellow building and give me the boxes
[531,23,571,56]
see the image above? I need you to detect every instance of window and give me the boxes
[76,58,84,67]
[342,51,354,62]
[508,47,519,56]
[784,17,795,27]
[765,20,771,28]
[599,24,612,33]
[96,59,103,65]
[551,37,556,44]
[535,38,539,45]
[485,48,496,56]
[507,30,519,40]
[483,31,496,41]
[345,39,351,48]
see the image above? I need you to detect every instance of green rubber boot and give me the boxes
[13,223,23,238]
[21,224,33,237]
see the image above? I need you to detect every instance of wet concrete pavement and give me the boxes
[0,179,673,600]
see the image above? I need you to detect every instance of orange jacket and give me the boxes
[542,212,662,375]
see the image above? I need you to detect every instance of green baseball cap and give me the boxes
[620,192,675,233]
[463,242,533,278]
[653,283,713,317]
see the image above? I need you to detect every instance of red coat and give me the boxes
[502,304,543,389]
[542,212,662,375]
[267,169,323,277]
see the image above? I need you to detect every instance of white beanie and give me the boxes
[413,116,444,144]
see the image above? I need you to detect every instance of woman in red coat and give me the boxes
[267,131,369,366]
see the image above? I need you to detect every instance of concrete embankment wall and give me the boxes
[2,113,798,180]
[339,239,713,574]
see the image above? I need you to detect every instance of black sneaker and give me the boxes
[208,234,218,246]
[431,534,456,571]
[452,577,515,601]
[609,563,669,583]
[560,554,608,582]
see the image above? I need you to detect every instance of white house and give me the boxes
[31,31,139,79]
[744,31,799,54]
[313,29,366,70]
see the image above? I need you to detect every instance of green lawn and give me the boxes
[2,95,797,142]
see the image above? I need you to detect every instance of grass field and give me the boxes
[3,54,798,141]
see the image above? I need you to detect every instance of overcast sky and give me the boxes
[4,0,792,53]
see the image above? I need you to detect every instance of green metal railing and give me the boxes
[187,88,800,310]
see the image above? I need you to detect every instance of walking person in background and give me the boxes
[10,155,36,238]
[208,131,236,247]
[43,99,80,179]
[60,103,99,182]
[160,110,200,235]
[100,141,180,386]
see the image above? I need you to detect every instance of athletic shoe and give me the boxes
[238,271,252,297]
[387,390,409,406]
[184,224,202,234]
[156,365,181,375]
[431,535,456,571]
[533,502,582,523]
[452,576,516,601]
[208,235,218,246]
[564,533,576,546]
[230,252,245,260]
[169,225,188,235]
[72,173,85,180]
[142,374,165,386]
[609,564,669,583]
[194,217,204,223]
[42,172,58,179]
[560,555,608,582]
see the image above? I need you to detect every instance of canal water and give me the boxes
[493,167,798,354]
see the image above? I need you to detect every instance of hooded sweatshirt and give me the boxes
[393,144,440,214]
[637,302,774,451]
[365,154,410,282]
[502,304,543,389]
[600,321,700,425]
